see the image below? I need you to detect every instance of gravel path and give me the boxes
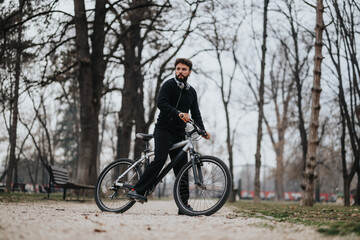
[0,200,357,240]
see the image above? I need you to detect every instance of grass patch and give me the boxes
[0,192,94,203]
[0,192,61,202]
[229,200,360,237]
[318,222,360,236]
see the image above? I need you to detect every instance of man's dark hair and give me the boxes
[174,58,193,70]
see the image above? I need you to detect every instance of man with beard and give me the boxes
[127,58,210,214]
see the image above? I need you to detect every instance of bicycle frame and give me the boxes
[113,131,204,193]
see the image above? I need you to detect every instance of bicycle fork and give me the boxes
[190,151,206,190]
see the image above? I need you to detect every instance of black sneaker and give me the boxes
[126,189,147,202]
[178,204,193,215]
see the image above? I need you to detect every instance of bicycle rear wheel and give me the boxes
[173,155,232,216]
[95,159,142,213]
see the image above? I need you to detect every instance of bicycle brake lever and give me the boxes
[198,129,207,136]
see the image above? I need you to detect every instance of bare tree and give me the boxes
[264,0,313,201]
[254,0,270,203]
[271,0,314,173]
[237,0,271,203]
[4,0,24,192]
[72,0,107,184]
[197,1,246,202]
[324,0,360,206]
[301,0,325,206]
[263,51,295,201]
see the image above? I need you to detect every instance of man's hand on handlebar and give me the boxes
[179,115,211,140]
[179,112,190,123]
[201,131,211,140]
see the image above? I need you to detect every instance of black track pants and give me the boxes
[134,128,189,203]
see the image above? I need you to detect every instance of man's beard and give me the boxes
[175,74,188,83]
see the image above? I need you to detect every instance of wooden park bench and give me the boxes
[48,165,94,200]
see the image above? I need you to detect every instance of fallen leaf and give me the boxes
[226,214,237,219]
[94,229,106,233]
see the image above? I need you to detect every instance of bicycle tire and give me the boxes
[95,159,142,213]
[173,155,232,216]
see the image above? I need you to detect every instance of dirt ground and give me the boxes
[0,199,358,240]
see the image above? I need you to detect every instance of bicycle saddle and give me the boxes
[136,133,154,141]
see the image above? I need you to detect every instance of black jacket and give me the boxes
[155,78,205,134]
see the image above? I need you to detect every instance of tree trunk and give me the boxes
[116,124,122,159]
[134,72,146,159]
[355,172,360,205]
[340,106,355,206]
[119,0,148,159]
[254,0,269,203]
[73,0,106,184]
[34,157,39,192]
[74,101,80,178]
[296,79,308,171]
[14,160,18,189]
[344,178,351,207]
[356,106,360,206]
[97,104,108,171]
[119,71,147,160]
[315,173,320,202]
[5,0,23,192]
[275,144,284,201]
[118,58,138,158]
[265,54,295,202]
[301,0,324,206]
[224,105,235,202]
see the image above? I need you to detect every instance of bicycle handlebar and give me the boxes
[178,113,208,138]
[187,119,207,137]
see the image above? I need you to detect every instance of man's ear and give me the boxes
[188,70,192,76]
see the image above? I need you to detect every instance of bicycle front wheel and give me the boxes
[95,159,142,213]
[173,155,232,216]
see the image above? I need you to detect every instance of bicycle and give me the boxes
[94,119,232,216]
